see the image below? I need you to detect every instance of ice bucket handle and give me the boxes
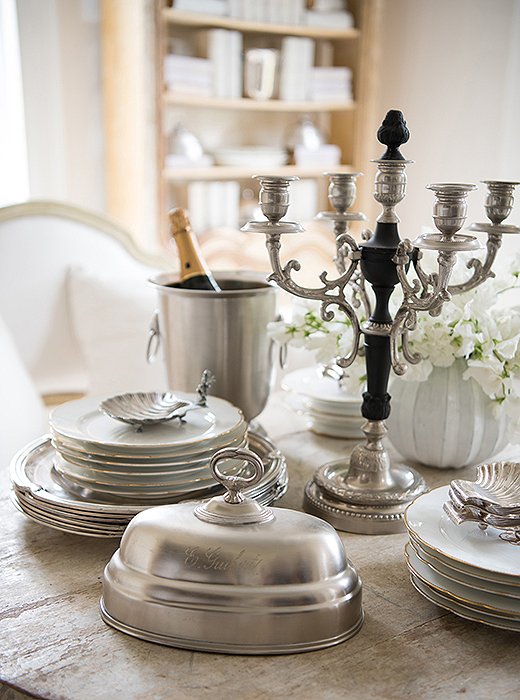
[146,310,161,364]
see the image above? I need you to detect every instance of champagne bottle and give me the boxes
[168,208,221,291]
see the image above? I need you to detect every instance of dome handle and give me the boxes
[210,448,265,504]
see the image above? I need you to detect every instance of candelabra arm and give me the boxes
[265,233,362,367]
[448,232,501,294]
[393,240,422,297]
[412,248,438,294]
[389,305,421,375]
[333,221,348,273]
[336,229,371,321]
[393,240,455,315]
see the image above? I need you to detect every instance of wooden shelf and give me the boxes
[164,91,356,112]
[163,8,360,40]
[164,164,354,181]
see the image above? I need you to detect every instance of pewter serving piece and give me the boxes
[10,431,288,537]
[148,270,278,421]
[100,447,363,654]
[451,462,520,515]
[242,109,517,534]
[444,462,520,544]
[99,370,214,429]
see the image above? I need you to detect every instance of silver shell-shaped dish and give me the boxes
[100,392,198,427]
[450,462,520,516]
[100,448,363,654]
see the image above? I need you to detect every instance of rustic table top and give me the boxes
[1,394,519,700]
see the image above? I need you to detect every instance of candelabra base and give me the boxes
[303,420,427,534]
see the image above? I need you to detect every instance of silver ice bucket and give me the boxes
[148,270,278,421]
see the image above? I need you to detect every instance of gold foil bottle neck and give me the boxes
[169,208,191,235]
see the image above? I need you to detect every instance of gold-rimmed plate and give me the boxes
[408,537,520,599]
[405,486,520,581]
[405,543,520,619]
[410,574,520,633]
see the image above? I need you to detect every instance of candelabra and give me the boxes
[242,110,519,534]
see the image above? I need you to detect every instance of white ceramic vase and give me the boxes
[386,359,509,469]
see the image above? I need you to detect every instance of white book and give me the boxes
[228,0,243,18]
[174,0,229,15]
[208,29,242,99]
[222,181,240,228]
[207,183,224,229]
[187,182,209,233]
[286,179,318,222]
[305,10,354,28]
[280,37,314,101]
[228,31,243,99]
[164,55,212,82]
[208,29,230,98]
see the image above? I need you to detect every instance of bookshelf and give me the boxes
[101,0,382,249]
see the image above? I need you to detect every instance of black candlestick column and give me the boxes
[360,111,409,423]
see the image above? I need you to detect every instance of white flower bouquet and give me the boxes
[268,253,520,432]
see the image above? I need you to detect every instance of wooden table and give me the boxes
[1,394,518,700]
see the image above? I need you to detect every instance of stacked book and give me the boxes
[173,0,228,14]
[305,9,354,28]
[228,0,305,24]
[279,37,315,101]
[187,181,241,231]
[164,29,242,99]
[310,66,353,102]
[207,29,243,99]
[163,55,212,97]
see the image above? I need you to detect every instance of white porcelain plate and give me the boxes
[281,367,361,411]
[405,486,520,579]
[410,573,520,632]
[408,538,520,599]
[49,394,243,450]
[405,543,520,618]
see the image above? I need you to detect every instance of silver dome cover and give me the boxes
[100,448,363,654]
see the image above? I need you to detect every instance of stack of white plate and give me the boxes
[281,367,363,438]
[10,431,288,538]
[404,486,520,632]
[48,394,247,502]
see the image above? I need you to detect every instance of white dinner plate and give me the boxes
[409,574,520,633]
[49,394,244,451]
[308,417,363,439]
[281,367,362,411]
[51,432,247,468]
[10,433,288,536]
[52,436,247,476]
[405,543,520,618]
[408,538,520,599]
[405,486,520,580]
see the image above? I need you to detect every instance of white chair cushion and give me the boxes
[67,266,167,397]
